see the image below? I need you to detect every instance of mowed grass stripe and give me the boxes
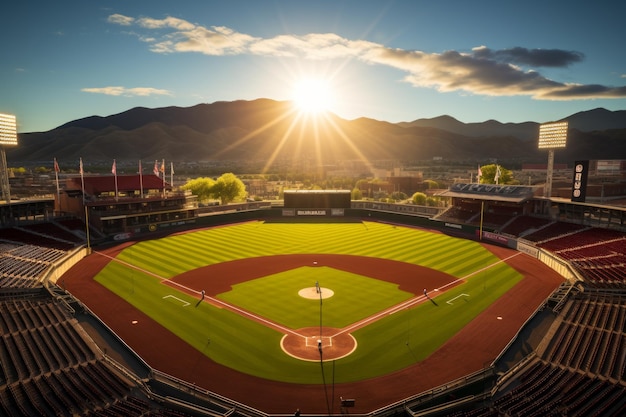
[93,221,525,384]
[114,222,499,278]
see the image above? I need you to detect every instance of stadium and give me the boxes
[1,177,626,416]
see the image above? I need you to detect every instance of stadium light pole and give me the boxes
[0,113,18,204]
[538,121,568,199]
[317,282,332,415]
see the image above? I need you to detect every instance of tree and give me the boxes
[424,179,439,189]
[351,187,363,200]
[181,177,215,203]
[479,164,512,184]
[212,173,247,204]
[390,191,407,202]
[411,192,427,205]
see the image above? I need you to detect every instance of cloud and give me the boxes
[108,13,626,101]
[81,86,172,97]
[107,14,134,26]
[471,46,584,67]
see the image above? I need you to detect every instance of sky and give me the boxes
[2,0,626,133]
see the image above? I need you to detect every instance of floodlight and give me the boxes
[537,121,568,199]
[0,113,18,147]
[538,121,568,149]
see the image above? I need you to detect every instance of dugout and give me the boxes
[284,189,351,209]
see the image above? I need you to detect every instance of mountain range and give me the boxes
[7,99,626,167]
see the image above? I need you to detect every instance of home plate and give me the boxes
[131,320,138,325]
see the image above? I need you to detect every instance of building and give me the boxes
[58,174,198,237]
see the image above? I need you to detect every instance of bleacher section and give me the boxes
[429,290,626,416]
[530,226,626,286]
[0,288,233,416]
[0,244,66,288]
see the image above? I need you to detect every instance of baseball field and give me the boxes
[63,220,564,413]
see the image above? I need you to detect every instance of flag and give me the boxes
[54,158,60,173]
[170,161,174,175]
[111,159,117,175]
[477,165,482,178]
[79,158,84,175]
[153,160,159,176]
[160,159,165,174]
[495,165,501,183]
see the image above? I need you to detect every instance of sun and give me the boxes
[291,78,334,114]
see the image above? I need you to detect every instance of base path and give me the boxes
[62,244,564,414]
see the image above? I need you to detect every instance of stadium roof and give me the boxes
[437,183,537,203]
[68,174,170,195]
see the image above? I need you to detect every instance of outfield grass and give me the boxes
[94,221,522,383]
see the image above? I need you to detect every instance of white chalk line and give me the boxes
[95,250,522,340]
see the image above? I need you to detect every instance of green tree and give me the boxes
[424,179,439,189]
[351,187,363,200]
[390,191,407,202]
[213,173,247,204]
[479,164,512,184]
[181,177,215,203]
[411,192,427,205]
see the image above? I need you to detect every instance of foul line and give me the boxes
[334,251,523,337]
[94,250,304,339]
[95,250,523,340]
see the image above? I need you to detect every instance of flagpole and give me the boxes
[112,159,118,201]
[53,158,60,214]
[139,160,144,198]
[84,205,91,253]
[161,158,166,199]
[79,157,85,206]
[479,201,484,241]
[170,162,174,189]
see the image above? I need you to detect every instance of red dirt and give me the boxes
[61,240,564,415]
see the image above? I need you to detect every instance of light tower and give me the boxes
[538,121,568,199]
[0,113,18,203]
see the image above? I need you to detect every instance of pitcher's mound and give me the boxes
[298,287,334,299]
[281,327,356,361]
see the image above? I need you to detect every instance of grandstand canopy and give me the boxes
[68,174,170,195]
[438,183,537,203]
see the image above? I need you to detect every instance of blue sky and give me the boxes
[2,0,625,133]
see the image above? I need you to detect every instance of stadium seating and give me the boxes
[2,218,625,416]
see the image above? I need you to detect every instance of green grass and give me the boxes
[94,221,523,383]
[218,266,413,329]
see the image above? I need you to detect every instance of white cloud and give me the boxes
[107,13,626,101]
[137,16,196,31]
[107,14,134,26]
[81,86,172,97]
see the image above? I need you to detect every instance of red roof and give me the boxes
[67,174,170,195]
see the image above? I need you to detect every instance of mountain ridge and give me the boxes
[7,99,626,166]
